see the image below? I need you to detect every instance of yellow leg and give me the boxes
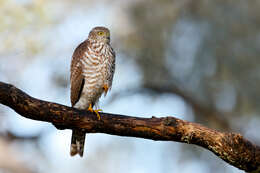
[103,84,109,95]
[88,104,102,120]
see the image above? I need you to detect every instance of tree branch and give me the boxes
[0,81,259,172]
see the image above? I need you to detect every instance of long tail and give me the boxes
[70,129,86,157]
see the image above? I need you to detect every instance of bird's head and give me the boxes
[88,26,110,44]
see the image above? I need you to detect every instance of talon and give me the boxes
[94,109,102,120]
[87,104,102,120]
[88,104,94,112]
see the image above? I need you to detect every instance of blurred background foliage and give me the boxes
[0,0,259,173]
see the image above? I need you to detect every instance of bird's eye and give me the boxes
[97,31,104,36]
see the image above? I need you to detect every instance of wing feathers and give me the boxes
[70,41,89,106]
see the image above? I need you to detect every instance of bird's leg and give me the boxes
[103,84,109,96]
[87,103,102,120]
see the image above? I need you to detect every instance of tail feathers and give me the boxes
[70,129,86,157]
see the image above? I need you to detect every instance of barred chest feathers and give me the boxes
[80,40,115,99]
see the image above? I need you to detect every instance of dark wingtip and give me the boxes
[79,152,83,157]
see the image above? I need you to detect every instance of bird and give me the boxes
[70,26,116,157]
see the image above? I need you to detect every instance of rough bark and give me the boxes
[0,81,259,172]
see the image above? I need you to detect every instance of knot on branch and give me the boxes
[163,117,179,126]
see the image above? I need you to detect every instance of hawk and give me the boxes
[70,26,116,157]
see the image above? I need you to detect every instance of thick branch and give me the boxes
[0,82,259,172]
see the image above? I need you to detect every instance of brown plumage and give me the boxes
[70,26,115,157]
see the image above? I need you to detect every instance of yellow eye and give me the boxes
[97,31,104,35]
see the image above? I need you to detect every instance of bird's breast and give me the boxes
[80,46,111,88]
